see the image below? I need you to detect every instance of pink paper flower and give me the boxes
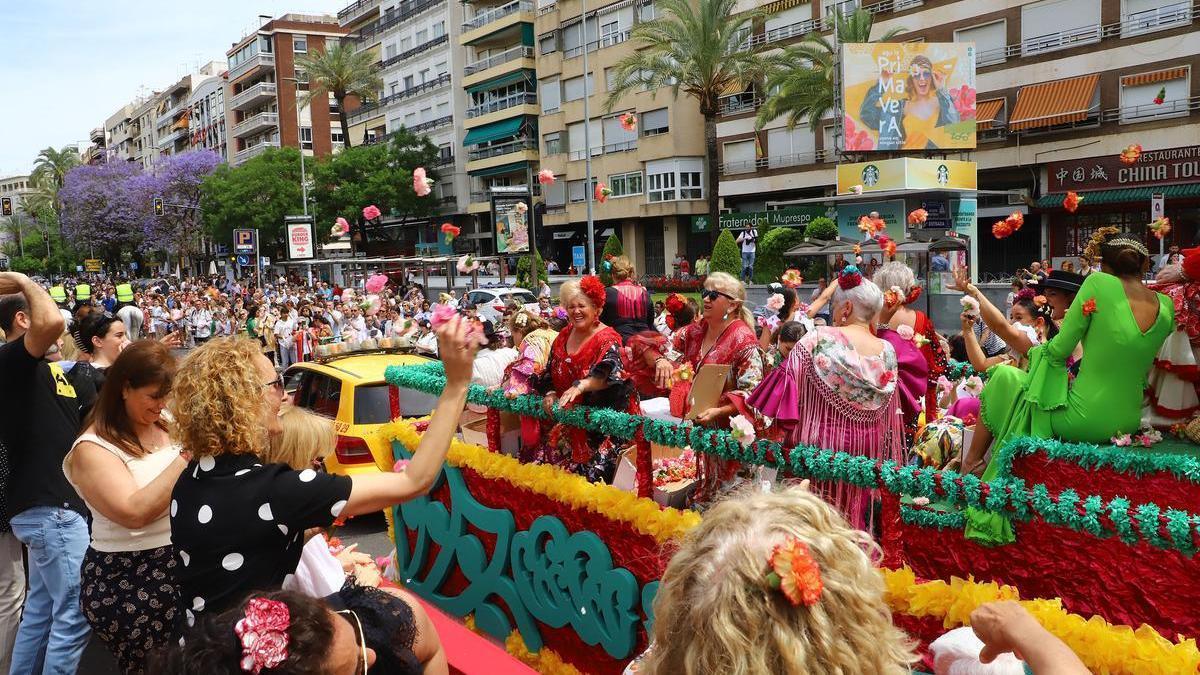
[729,415,756,448]
[430,303,457,329]
[765,293,785,312]
[912,496,931,506]
[514,202,528,215]
[537,169,556,185]
[362,204,382,221]
[392,458,410,472]
[362,294,382,316]
[963,376,983,396]
[620,112,637,131]
[456,254,480,274]
[595,182,612,203]
[235,598,291,673]
[896,324,915,340]
[331,217,350,237]
[365,273,389,294]
[413,167,433,197]
[849,184,864,195]
[960,295,980,317]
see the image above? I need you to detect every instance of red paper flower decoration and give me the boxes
[441,222,461,243]
[1006,211,1024,230]
[1154,86,1166,105]
[992,219,1014,239]
[595,182,612,203]
[537,169,556,185]
[877,234,896,257]
[1063,191,1083,213]
[767,537,823,607]
[620,112,637,132]
[1082,298,1097,316]
[907,208,928,226]
[1119,144,1143,165]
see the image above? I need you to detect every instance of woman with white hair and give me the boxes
[874,260,947,419]
[743,265,902,532]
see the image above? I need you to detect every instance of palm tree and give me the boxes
[294,42,384,149]
[756,9,903,142]
[31,146,81,190]
[605,0,768,235]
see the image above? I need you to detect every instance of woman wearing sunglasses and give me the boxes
[858,54,959,151]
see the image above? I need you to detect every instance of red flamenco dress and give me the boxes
[1146,248,1200,423]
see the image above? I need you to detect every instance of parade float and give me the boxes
[378,360,1200,674]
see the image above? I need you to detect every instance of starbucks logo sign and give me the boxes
[937,164,950,186]
[861,164,880,187]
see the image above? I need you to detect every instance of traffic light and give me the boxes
[153,197,164,217]
[1,198,11,216]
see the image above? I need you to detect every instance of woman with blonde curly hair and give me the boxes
[170,315,479,620]
[635,486,916,674]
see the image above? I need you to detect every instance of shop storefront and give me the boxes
[1038,145,1200,259]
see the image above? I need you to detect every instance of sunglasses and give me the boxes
[701,289,736,302]
[337,610,369,674]
[261,376,284,392]
[911,69,932,80]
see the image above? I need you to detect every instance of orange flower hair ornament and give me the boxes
[766,536,823,607]
[1119,144,1143,165]
[1063,191,1083,213]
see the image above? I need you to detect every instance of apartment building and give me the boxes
[534,0,709,273]
[340,0,471,255]
[717,0,1200,276]
[224,14,350,166]
[132,94,163,169]
[104,102,138,163]
[84,127,106,165]
[0,175,36,252]
[188,72,229,161]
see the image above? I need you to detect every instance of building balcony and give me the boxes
[564,28,631,59]
[461,0,533,43]
[719,150,834,176]
[466,91,537,119]
[338,0,382,24]
[409,115,454,134]
[466,139,538,173]
[230,81,278,111]
[232,111,279,138]
[234,140,280,165]
[228,52,275,82]
[350,74,452,124]
[380,34,449,72]
[89,127,105,144]
[157,128,189,149]
[354,0,447,47]
[465,45,533,77]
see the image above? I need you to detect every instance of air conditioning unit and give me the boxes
[1007,189,1030,205]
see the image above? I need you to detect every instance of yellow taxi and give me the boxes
[283,350,439,477]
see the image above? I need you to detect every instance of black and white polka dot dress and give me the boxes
[169,453,352,621]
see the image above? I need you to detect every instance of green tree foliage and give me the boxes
[752,227,804,284]
[804,216,838,241]
[294,42,383,149]
[310,130,440,242]
[200,147,305,248]
[599,233,624,284]
[709,229,741,277]
[516,249,548,289]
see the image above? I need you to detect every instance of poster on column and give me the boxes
[493,196,530,253]
[841,43,977,151]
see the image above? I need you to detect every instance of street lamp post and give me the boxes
[580,0,596,274]
[281,77,309,217]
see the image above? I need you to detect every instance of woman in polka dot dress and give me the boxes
[62,341,188,674]
[168,316,478,623]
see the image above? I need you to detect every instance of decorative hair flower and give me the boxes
[619,112,637,131]
[765,293,785,312]
[1119,144,1143,165]
[537,169,556,185]
[665,293,686,314]
[992,219,1014,239]
[1006,211,1024,231]
[1063,190,1083,213]
[362,204,382,221]
[595,182,613,203]
[884,285,904,308]
[456,254,480,274]
[766,537,823,607]
[331,217,350,237]
[1150,217,1171,240]
[412,167,434,197]
[1153,86,1166,105]
[1082,298,1097,316]
[1033,295,1048,308]
[837,265,863,290]
[579,275,607,309]
[441,222,460,243]
[235,598,291,673]
[907,208,928,226]
[729,414,756,448]
[780,269,803,288]
[895,324,914,340]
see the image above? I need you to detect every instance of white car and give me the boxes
[463,287,540,323]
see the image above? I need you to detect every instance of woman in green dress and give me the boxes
[959,228,1174,545]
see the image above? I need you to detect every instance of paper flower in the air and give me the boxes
[1006,211,1024,231]
[595,182,612,203]
[441,222,460,243]
[430,303,457,329]
[362,294,382,316]
[960,294,980,318]
[537,169,556,185]
[413,167,433,197]
[514,202,528,215]
[849,184,864,195]
[457,254,481,274]
[780,269,803,288]
[362,204,382,221]
[765,293,785,312]
[1119,144,1143,165]
[1154,86,1166,105]
[365,274,389,294]
[857,215,874,234]
[1150,217,1171,240]
[1063,191,1083,213]
[852,244,862,255]
[992,219,1014,239]
[877,234,896,257]
[907,208,928,226]
[729,414,756,448]
[963,376,983,396]
[331,217,350,237]
[620,112,637,131]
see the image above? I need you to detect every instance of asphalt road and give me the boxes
[78,511,394,673]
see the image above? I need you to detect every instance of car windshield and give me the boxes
[507,291,537,304]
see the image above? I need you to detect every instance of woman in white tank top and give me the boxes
[62,340,186,674]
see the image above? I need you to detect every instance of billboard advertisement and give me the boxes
[286,218,314,260]
[842,42,977,151]
[493,196,530,253]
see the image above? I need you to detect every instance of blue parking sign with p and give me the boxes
[234,229,256,253]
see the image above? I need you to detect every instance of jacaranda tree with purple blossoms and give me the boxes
[130,150,222,272]
[58,160,147,263]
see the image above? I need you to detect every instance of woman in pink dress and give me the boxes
[742,265,903,533]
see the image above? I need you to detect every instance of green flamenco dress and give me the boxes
[964,272,1174,546]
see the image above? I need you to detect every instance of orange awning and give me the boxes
[171,109,191,131]
[1121,67,1189,87]
[1008,74,1099,131]
[976,98,1004,130]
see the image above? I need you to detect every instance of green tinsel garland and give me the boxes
[943,360,984,380]
[385,364,1200,557]
[992,435,1200,484]
[899,505,967,530]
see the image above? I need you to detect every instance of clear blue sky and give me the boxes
[0,0,346,177]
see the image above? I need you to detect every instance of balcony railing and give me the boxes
[409,115,454,134]
[229,81,278,110]
[354,0,447,46]
[719,150,833,175]
[537,0,557,15]
[228,52,275,81]
[435,152,456,166]
[602,139,637,153]
[462,0,532,32]
[563,29,631,58]
[1021,24,1102,56]
[466,91,537,118]
[232,111,279,137]
[467,138,536,161]
[156,100,188,126]
[156,128,188,148]
[1122,1,1192,36]
[338,0,382,21]
[380,34,449,71]
[348,74,452,124]
[1106,94,1200,124]
[465,45,533,76]
[719,92,761,117]
[234,140,280,164]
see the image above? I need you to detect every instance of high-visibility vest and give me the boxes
[75,284,91,301]
[116,283,134,302]
[49,286,67,303]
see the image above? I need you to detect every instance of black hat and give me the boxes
[1032,270,1085,294]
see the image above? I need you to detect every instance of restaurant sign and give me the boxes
[1046,144,1200,192]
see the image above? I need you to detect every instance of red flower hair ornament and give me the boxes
[234,598,291,673]
[665,293,686,314]
[766,536,823,607]
[579,275,606,310]
[837,264,864,291]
